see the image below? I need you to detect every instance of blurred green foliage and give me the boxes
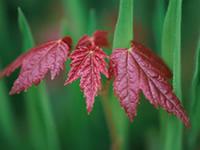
[0,0,199,150]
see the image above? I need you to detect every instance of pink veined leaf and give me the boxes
[0,36,72,95]
[110,41,190,127]
[65,32,109,113]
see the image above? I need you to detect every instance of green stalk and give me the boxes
[110,0,134,149]
[188,37,200,149]
[18,8,60,150]
[161,1,183,150]
[113,0,133,49]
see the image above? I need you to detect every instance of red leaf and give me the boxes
[65,33,109,113]
[110,41,190,127]
[93,30,109,47]
[76,30,109,48]
[0,36,72,95]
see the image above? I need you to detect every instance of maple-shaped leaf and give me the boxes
[0,36,72,95]
[65,31,109,113]
[110,41,190,127]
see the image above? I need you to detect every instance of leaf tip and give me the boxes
[128,114,134,122]
[64,80,70,86]
[17,7,22,15]
[180,111,191,128]
[9,82,23,95]
[185,120,191,128]
[9,88,17,95]
[86,104,93,114]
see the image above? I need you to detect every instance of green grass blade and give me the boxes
[113,0,133,49]
[111,0,134,149]
[161,1,183,150]
[18,8,35,49]
[188,37,200,149]
[18,8,60,150]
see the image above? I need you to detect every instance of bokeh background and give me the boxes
[0,0,199,150]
